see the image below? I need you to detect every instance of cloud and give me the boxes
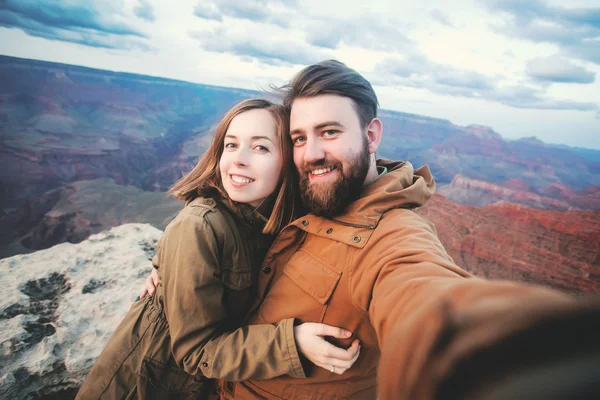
[490,84,598,111]
[303,15,414,52]
[193,3,223,21]
[526,56,596,84]
[375,54,598,113]
[0,0,150,50]
[193,0,294,28]
[189,27,332,66]
[192,0,414,51]
[376,52,496,92]
[430,9,455,28]
[485,0,600,64]
[134,0,156,22]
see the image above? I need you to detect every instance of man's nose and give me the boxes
[303,137,325,164]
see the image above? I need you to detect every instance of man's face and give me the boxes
[289,94,370,217]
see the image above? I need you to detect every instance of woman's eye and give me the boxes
[255,145,269,152]
[224,143,237,149]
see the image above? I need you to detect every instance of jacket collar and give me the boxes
[332,159,435,228]
[291,159,435,247]
[222,198,269,230]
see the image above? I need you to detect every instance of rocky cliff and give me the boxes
[0,224,161,400]
[438,175,600,210]
[0,179,182,259]
[417,195,600,294]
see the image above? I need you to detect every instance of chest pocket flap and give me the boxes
[283,249,341,305]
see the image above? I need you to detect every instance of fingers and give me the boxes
[318,338,360,362]
[151,268,159,286]
[347,339,360,358]
[139,288,147,299]
[312,323,352,339]
[145,275,156,296]
[326,344,361,375]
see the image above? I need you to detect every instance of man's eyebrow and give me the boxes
[315,121,345,130]
[290,121,345,135]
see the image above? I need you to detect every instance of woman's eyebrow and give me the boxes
[251,135,274,143]
[225,134,274,143]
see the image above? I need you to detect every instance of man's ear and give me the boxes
[366,118,383,154]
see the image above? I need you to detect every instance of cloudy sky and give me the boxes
[1,0,599,149]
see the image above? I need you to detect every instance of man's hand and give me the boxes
[139,268,159,299]
[294,322,361,375]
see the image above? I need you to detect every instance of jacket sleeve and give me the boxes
[158,211,305,381]
[349,210,574,398]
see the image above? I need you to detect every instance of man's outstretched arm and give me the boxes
[351,209,579,399]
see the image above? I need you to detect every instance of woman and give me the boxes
[76,99,360,400]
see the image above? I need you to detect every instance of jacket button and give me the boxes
[203,199,214,205]
[353,236,361,243]
[202,362,209,368]
[326,228,333,234]
[262,265,272,274]
[301,220,309,226]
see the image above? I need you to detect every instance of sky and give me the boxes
[1,0,599,149]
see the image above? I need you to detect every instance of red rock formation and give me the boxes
[501,178,532,192]
[439,175,576,210]
[417,194,600,294]
[541,183,600,210]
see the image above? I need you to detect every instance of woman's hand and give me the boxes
[139,268,160,299]
[294,322,361,375]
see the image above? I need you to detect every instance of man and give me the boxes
[146,60,599,399]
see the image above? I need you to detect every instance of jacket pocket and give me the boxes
[260,249,342,323]
[137,357,207,399]
[221,267,253,291]
[284,250,341,305]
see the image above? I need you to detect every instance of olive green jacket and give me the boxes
[76,197,305,400]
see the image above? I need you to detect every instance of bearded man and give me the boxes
[145,60,600,399]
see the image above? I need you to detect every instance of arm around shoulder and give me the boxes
[158,208,305,381]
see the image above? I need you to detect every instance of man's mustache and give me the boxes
[300,160,341,173]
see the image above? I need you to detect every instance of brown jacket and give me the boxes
[76,197,305,400]
[225,160,573,399]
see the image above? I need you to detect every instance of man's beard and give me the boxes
[299,139,370,218]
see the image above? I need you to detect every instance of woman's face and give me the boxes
[219,108,283,207]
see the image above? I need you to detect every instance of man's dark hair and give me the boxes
[279,60,379,128]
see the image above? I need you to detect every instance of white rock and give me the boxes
[0,223,162,399]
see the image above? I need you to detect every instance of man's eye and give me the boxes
[323,130,338,137]
[293,136,306,144]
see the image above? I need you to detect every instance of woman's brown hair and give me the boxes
[169,98,297,234]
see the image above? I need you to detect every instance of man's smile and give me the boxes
[309,166,337,181]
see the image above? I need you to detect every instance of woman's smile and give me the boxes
[229,174,255,187]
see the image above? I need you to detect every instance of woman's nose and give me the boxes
[233,148,250,166]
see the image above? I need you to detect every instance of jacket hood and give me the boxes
[333,159,435,228]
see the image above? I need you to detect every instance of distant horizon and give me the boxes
[1,1,598,149]
[3,52,599,152]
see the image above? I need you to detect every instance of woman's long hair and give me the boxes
[169,98,297,234]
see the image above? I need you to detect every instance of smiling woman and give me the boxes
[220,108,284,208]
[75,98,362,400]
